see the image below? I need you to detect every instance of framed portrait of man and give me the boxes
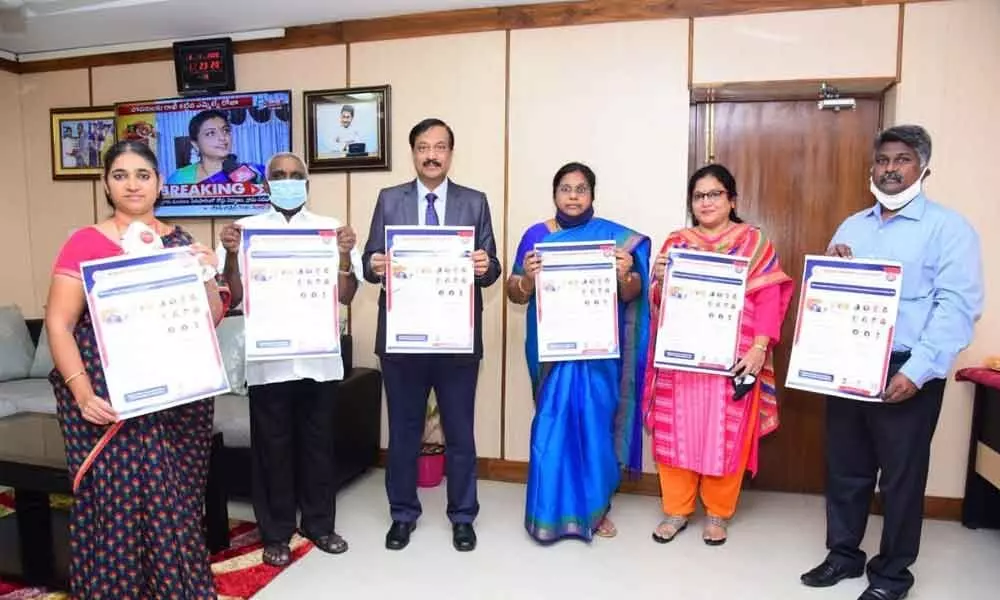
[304,85,391,173]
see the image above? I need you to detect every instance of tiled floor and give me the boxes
[235,470,1000,599]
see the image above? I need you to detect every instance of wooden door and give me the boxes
[692,99,883,493]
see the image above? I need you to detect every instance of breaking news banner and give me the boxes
[114,90,292,218]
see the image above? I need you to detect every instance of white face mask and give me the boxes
[869,167,927,212]
[268,179,308,211]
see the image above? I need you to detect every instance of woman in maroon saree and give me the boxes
[45,140,230,598]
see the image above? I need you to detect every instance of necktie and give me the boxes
[425,193,440,226]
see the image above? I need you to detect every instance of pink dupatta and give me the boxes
[642,224,793,476]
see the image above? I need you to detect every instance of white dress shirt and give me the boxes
[417,178,449,225]
[215,207,363,386]
[331,124,362,152]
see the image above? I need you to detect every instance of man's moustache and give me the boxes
[423,160,442,167]
[879,172,903,183]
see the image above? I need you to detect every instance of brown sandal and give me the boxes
[594,516,618,538]
[703,515,729,546]
[651,515,688,544]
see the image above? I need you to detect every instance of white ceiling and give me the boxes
[0,0,571,58]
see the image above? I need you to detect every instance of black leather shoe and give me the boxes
[385,521,416,551]
[800,560,864,587]
[858,586,908,600]
[452,523,477,552]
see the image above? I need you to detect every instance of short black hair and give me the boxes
[103,140,161,208]
[188,109,229,141]
[552,162,596,199]
[341,105,355,117]
[409,118,454,149]
[874,124,932,169]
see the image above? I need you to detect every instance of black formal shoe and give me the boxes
[452,523,477,552]
[800,560,865,588]
[385,521,416,550]
[858,586,908,600]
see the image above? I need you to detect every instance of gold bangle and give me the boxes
[64,370,86,385]
[753,343,768,352]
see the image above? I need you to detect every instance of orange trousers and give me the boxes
[657,400,758,520]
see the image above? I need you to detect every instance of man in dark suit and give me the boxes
[362,118,501,552]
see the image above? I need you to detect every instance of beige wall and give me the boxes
[20,70,92,317]
[889,0,1000,497]
[234,46,349,224]
[506,20,690,471]
[2,0,995,498]
[0,70,34,314]
[350,31,508,457]
[692,5,900,84]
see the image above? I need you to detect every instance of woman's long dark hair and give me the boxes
[687,163,743,226]
[103,140,162,208]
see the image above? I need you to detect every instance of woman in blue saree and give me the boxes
[507,162,651,543]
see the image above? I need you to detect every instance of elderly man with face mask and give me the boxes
[800,125,984,600]
[216,152,362,567]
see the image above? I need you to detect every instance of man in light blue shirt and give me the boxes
[801,125,983,600]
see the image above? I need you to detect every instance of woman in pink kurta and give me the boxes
[643,164,793,545]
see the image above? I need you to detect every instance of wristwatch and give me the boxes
[199,264,217,283]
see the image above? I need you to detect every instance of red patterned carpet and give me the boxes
[0,488,310,599]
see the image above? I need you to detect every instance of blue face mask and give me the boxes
[268,179,308,211]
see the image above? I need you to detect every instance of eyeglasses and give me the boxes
[415,143,450,154]
[692,189,727,203]
[557,184,591,195]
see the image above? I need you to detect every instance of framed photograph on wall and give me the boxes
[50,106,116,180]
[304,85,391,172]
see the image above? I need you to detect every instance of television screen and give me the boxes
[114,90,292,218]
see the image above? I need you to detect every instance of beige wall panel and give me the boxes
[0,71,35,315]
[20,70,92,316]
[507,20,690,471]
[891,0,1000,498]
[235,46,349,222]
[350,31,507,457]
[693,6,899,84]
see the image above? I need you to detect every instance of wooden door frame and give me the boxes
[688,76,896,176]
[687,90,888,495]
[681,89,966,519]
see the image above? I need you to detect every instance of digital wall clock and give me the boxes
[172,37,236,95]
